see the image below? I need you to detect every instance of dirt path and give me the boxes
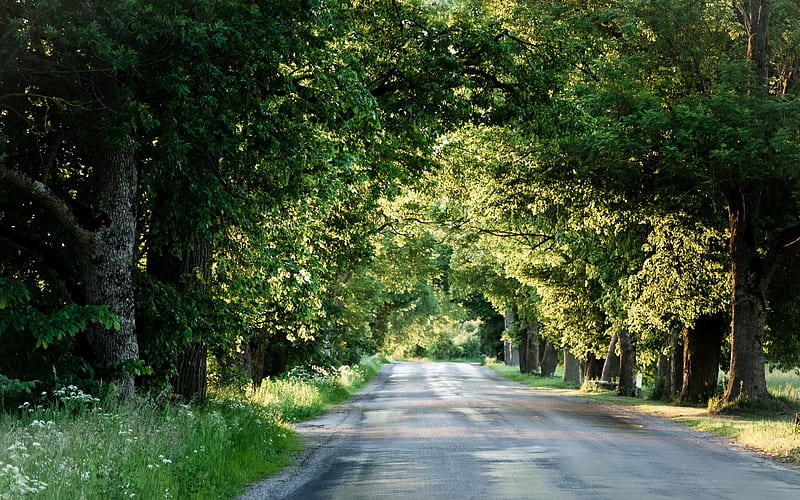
[240,361,800,499]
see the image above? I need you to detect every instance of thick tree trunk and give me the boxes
[668,344,684,400]
[617,330,637,397]
[148,237,211,401]
[680,313,725,404]
[519,320,540,374]
[563,350,582,385]
[584,353,604,381]
[723,186,769,402]
[600,334,619,383]
[81,136,139,401]
[172,342,207,401]
[539,341,558,377]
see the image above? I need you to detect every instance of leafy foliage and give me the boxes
[0,278,121,407]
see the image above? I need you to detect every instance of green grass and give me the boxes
[0,395,294,499]
[487,362,575,390]
[245,355,386,422]
[488,361,800,465]
[0,355,386,499]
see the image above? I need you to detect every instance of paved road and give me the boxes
[240,362,800,499]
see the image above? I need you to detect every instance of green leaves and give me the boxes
[0,279,120,351]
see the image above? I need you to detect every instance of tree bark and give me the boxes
[172,342,208,400]
[600,334,619,383]
[147,236,212,401]
[563,350,582,385]
[668,343,684,400]
[517,321,529,373]
[519,320,540,374]
[723,185,769,402]
[244,329,267,388]
[744,0,771,90]
[503,307,518,367]
[584,352,604,381]
[656,353,669,399]
[80,136,140,402]
[680,313,725,404]
[617,330,637,396]
[539,341,558,377]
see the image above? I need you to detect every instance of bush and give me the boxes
[428,337,459,360]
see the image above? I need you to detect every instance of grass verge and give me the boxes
[488,363,574,390]
[486,361,800,465]
[0,354,386,499]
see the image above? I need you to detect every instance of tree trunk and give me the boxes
[519,320,540,374]
[655,353,669,400]
[244,329,267,388]
[539,341,558,377]
[148,237,212,401]
[600,334,619,383]
[680,312,725,404]
[584,352,604,381]
[745,0,770,90]
[503,308,518,367]
[563,350,581,385]
[81,136,139,402]
[668,343,684,400]
[172,342,207,401]
[617,330,637,397]
[722,185,769,402]
[518,329,529,373]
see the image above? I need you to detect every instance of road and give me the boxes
[240,362,800,499]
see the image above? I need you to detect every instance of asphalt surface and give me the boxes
[239,361,800,499]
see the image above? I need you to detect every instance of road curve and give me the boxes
[240,361,800,499]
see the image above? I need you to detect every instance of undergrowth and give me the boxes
[0,355,385,499]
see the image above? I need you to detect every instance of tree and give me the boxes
[1,1,152,399]
[530,0,800,403]
[719,0,800,403]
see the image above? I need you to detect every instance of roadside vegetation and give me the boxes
[487,362,575,391]
[0,355,384,500]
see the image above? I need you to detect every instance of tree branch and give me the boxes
[732,1,750,33]
[465,68,515,92]
[769,223,800,257]
[0,165,95,252]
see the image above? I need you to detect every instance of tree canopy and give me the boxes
[2,0,799,407]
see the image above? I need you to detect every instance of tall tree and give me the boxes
[1,1,149,399]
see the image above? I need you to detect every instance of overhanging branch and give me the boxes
[0,165,95,252]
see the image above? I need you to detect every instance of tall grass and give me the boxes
[0,392,292,499]
[244,355,385,422]
[0,355,385,499]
